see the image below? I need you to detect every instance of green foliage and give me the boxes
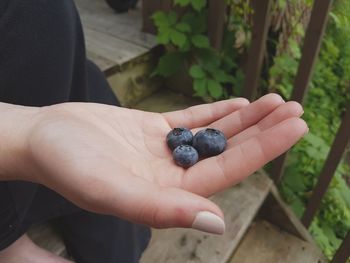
[269,0,350,260]
[152,1,350,260]
[152,0,241,101]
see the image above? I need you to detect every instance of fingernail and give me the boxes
[192,211,225,235]
[304,127,309,135]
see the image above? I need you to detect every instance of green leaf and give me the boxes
[156,30,170,44]
[197,49,221,71]
[175,22,191,33]
[193,78,207,97]
[191,34,210,48]
[154,53,184,77]
[191,0,207,12]
[212,69,235,83]
[168,11,178,26]
[207,79,223,99]
[152,11,169,27]
[179,39,191,52]
[170,30,187,47]
[189,65,206,78]
[283,169,307,192]
[181,12,207,34]
[290,198,305,218]
[174,0,191,7]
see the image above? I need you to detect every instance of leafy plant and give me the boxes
[152,0,239,100]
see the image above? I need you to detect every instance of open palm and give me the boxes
[27,94,307,234]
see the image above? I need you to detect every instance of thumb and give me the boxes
[111,178,226,235]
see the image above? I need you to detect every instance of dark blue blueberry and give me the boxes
[173,145,199,168]
[193,128,227,157]
[166,128,193,150]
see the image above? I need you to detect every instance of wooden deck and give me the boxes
[230,220,325,263]
[74,0,157,74]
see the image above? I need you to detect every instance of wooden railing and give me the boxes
[142,0,350,262]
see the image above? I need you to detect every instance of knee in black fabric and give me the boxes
[0,183,25,251]
[56,210,151,263]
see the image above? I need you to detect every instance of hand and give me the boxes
[17,94,307,234]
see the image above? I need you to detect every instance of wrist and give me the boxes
[0,103,39,182]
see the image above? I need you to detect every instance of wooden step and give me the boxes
[229,220,326,263]
[140,172,272,263]
[73,0,162,108]
[74,0,157,73]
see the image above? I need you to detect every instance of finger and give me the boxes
[229,101,303,147]
[162,97,249,129]
[183,117,308,196]
[207,93,285,139]
[106,177,226,235]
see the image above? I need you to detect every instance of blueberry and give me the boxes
[166,128,193,150]
[173,145,199,168]
[193,128,227,157]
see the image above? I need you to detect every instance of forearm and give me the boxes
[0,102,38,182]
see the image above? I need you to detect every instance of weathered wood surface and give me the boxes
[75,0,156,48]
[259,182,315,243]
[84,27,148,70]
[259,184,329,262]
[107,52,161,107]
[243,0,272,100]
[73,0,156,73]
[140,172,272,263]
[229,220,326,263]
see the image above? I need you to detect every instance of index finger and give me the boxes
[162,98,249,129]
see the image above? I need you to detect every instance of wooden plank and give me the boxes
[292,0,333,103]
[302,103,350,228]
[84,26,148,69]
[332,230,350,263]
[229,220,326,263]
[106,52,162,107]
[271,0,333,184]
[74,0,156,49]
[208,0,226,49]
[242,0,272,100]
[259,182,329,263]
[140,172,272,263]
[86,49,117,72]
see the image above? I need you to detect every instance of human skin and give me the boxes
[0,93,307,234]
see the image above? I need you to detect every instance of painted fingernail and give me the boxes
[192,211,225,235]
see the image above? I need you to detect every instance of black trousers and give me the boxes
[0,1,151,262]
